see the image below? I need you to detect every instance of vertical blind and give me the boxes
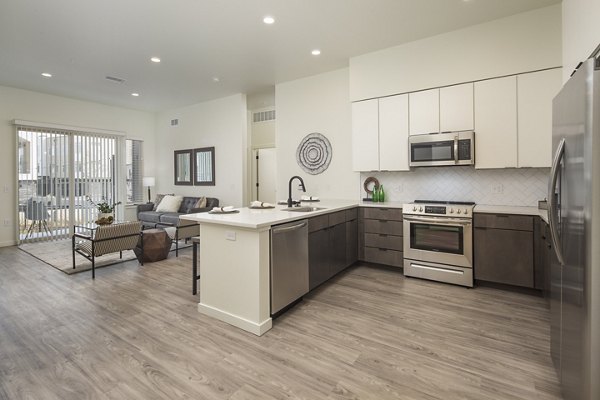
[17,126,119,244]
[126,139,143,203]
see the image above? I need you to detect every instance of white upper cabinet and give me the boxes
[409,89,439,135]
[352,99,379,171]
[440,83,474,132]
[379,94,409,171]
[517,68,562,168]
[474,76,518,169]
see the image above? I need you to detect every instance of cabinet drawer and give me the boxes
[474,213,533,231]
[308,215,329,233]
[329,211,346,227]
[345,208,358,222]
[363,219,403,235]
[364,233,403,251]
[363,207,403,221]
[363,247,403,268]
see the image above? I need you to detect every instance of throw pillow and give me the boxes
[155,195,183,213]
[194,196,207,209]
[152,193,174,211]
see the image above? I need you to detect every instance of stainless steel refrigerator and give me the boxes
[549,57,600,400]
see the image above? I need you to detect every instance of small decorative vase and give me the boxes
[96,212,114,225]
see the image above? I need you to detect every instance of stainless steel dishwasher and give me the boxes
[270,219,309,315]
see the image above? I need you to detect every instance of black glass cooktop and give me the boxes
[414,200,476,205]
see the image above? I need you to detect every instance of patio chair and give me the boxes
[72,221,143,279]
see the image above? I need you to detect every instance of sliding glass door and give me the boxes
[17,127,119,243]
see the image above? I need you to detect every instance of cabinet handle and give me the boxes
[378,248,388,252]
[379,220,387,223]
[379,208,389,211]
[379,234,388,237]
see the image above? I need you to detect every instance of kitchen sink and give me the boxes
[282,206,327,212]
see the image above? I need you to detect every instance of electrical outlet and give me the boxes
[3,219,10,226]
[491,183,504,194]
[225,231,236,241]
[3,185,8,193]
[397,183,404,193]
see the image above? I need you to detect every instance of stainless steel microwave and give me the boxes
[409,131,475,167]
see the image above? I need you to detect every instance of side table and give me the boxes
[135,229,171,262]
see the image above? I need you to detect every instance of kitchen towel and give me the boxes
[301,195,320,201]
[250,201,275,208]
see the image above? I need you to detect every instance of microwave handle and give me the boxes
[454,136,459,164]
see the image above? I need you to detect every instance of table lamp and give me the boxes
[142,177,155,203]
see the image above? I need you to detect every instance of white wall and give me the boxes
[562,0,600,82]
[251,119,275,148]
[155,94,248,207]
[350,4,562,101]
[276,68,359,201]
[0,85,155,247]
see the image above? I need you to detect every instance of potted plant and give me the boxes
[86,195,121,225]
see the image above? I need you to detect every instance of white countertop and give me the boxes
[474,205,548,223]
[181,200,359,229]
[182,199,550,229]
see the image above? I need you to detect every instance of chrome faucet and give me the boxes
[287,176,306,208]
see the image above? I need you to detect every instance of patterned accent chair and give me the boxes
[72,221,143,279]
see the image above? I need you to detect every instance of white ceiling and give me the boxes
[0,0,560,112]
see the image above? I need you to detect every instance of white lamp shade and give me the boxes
[143,177,156,187]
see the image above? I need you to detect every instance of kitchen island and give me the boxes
[182,200,359,336]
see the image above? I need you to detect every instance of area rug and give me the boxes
[19,239,192,275]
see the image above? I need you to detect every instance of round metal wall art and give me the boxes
[296,132,332,175]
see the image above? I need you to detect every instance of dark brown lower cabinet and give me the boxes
[474,213,534,288]
[345,218,358,266]
[308,208,358,290]
[309,229,330,290]
[360,206,404,267]
[330,223,347,276]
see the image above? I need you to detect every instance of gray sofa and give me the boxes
[136,196,219,241]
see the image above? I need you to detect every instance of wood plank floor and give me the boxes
[0,246,562,399]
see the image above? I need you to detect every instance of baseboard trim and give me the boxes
[198,303,272,336]
[0,240,17,248]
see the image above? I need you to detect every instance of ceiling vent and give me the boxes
[105,75,126,84]
[253,110,276,123]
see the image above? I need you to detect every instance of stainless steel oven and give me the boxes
[409,131,474,167]
[403,201,474,287]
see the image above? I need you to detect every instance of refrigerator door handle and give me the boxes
[548,138,566,266]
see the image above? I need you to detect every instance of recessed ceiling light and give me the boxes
[263,16,275,24]
[131,93,140,97]
[311,49,321,56]
[150,57,161,63]
[41,72,52,78]
[212,77,220,82]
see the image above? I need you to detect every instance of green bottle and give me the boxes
[379,185,385,202]
[373,186,380,202]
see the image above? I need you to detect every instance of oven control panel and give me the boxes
[403,203,475,217]
[425,206,446,214]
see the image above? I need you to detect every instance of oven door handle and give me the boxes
[403,215,472,226]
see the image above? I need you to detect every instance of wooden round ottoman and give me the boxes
[135,228,171,263]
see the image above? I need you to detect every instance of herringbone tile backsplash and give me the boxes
[361,167,549,206]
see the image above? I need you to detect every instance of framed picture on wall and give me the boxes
[193,147,215,186]
[174,149,193,185]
